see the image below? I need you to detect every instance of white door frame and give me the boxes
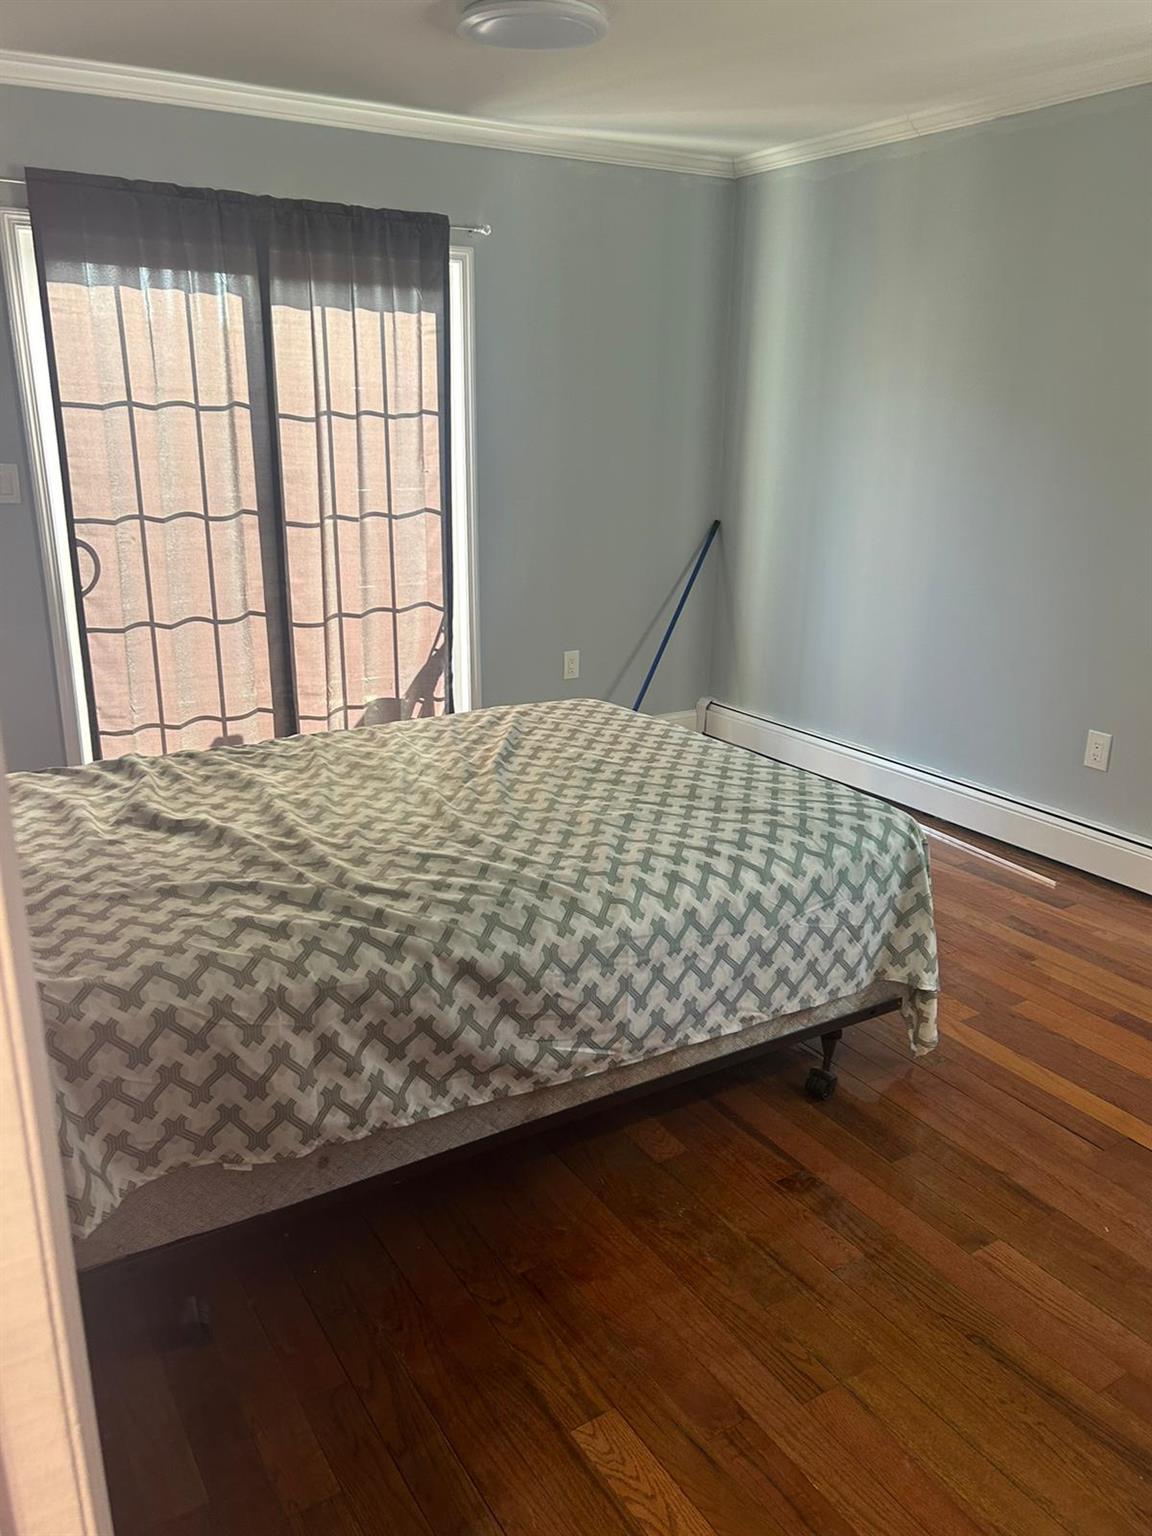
[448,243,481,713]
[0,208,91,764]
[0,739,113,1535]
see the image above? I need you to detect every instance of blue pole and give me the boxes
[632,519,720,711]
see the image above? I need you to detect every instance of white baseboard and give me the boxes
[701,700,1152,896]
[656,710,699,732]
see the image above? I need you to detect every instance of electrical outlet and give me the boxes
[1084,730,1112,772]
[563,650,580,681]
[0,464,20,503]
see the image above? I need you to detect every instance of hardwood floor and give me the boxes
[79,829,1152,1536]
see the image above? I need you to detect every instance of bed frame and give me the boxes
[77,985,904,1275]
[84,987,904,1342]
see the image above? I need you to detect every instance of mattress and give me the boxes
[75,980,905,1267]
[9,699,939,1239]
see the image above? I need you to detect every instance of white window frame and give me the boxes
[1,208,479,763]
[0,209,92,764]
[448,244,480,714]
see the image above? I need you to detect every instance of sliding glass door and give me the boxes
[2,191,477,765]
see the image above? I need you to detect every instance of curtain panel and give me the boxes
[26,168,452,759]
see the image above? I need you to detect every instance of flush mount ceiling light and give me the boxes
[456,0,610,50]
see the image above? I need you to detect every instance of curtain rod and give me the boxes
[0,176,490,236]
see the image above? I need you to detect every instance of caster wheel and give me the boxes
[177,1295,213,1342]
[804,1067,838,1102]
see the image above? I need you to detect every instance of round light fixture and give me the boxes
[457,0,609,50]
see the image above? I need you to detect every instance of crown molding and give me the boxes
[0,49,733,178]
[734,51,1152,176]
[0,45,1147,183]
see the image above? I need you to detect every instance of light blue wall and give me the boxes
[714,87,1151,840]
[3,83,1148,841]
[0,85,732,769]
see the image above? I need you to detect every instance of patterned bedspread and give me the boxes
[10,700,938,1235]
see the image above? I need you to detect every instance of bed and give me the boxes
[8,699,938,1267]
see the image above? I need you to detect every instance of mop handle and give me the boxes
[632,519,720,712]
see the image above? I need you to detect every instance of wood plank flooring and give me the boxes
[79,828,1152,1536]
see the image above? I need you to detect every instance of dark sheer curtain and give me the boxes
[26,168,451,759]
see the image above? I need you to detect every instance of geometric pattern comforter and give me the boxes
[8,699,939,1237]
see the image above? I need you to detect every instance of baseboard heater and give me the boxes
[697,700,1152,896]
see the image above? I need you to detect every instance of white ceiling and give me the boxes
[0,0,1148,160]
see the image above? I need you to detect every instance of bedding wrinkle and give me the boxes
[10,699,938,1234]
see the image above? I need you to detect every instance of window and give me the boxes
[1,208,478,764]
